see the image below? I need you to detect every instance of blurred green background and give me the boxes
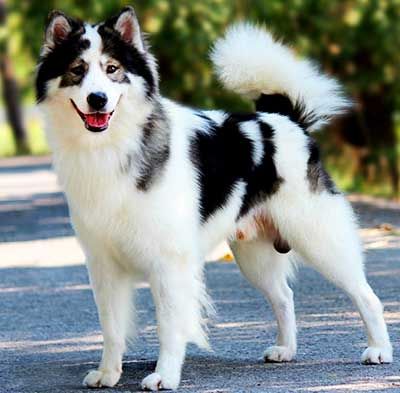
[1,0,399,197]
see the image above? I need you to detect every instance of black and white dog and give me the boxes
[36,6,392,391]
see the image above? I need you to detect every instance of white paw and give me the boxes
[361,346,393,364]
[141,372,179,391]
[83,369,121,388]
[263,345,295,363]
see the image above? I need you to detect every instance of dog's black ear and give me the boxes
[43,11,81,53]
[113,6,144,52]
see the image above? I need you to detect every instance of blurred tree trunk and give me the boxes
[362,92,399,195]
[0,0,29,154]
[339,91,399,195]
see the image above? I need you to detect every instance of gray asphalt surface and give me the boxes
[0,157,399,393]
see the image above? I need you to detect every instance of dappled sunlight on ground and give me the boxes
[0,156,57,197]
[0,334,103,353]
[299,375,400,391]
[0,283,91,294]
[0,236,84,268]
[361,228,400,249]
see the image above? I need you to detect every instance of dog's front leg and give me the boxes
[142,260,207,391]
[83,256,134,388]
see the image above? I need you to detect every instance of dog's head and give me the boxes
[36,7,158,139]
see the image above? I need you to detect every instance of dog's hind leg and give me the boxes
[271,192,392,364]
[82,254,134,388]
[230,239,297,362]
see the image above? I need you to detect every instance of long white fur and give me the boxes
[39,20,392,392]
[211,23,350,131]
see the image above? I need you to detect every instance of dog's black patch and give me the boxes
[256,94,338,195]
[98,21,157,97]
[255,93,327,132]
[36,20,88,102]
[190,113,282,222]
[307,139,339,194]
[239,121,283,217]
[124,101,170,191]
[190,114,254,221]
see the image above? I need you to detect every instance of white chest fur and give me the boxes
[53,140,201,274]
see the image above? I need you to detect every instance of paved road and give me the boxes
[0,156,399,393]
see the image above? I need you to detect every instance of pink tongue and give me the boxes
[84,113,111,128]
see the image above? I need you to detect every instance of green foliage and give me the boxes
[7,0,400,109]
[249,0,400,104]
[3,0,400,193]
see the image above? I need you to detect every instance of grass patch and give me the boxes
[28,120,48,155]
[0,123,17,156]
[0,120,49,157]
[327,162,397,199]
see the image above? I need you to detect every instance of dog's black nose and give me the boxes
[87,92,108,111]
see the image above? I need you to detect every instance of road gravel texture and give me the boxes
[0,156,399,393]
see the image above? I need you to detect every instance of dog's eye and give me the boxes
[106,65,119,74]
[70,65,85,76]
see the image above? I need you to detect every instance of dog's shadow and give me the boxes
[67,356,357,393]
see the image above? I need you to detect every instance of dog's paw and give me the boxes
[83,369,121,388]
[141,372,179,391]
[263,345,295,363]
[361,346,393,364]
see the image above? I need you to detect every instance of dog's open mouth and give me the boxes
[71,100,114,132]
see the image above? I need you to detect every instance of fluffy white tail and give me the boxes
[211,23,350,132]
